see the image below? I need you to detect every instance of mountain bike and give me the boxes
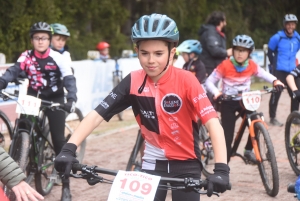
[285,111,300,176]
[0,109,13,148]
[203,87,280,197]
[126,123,211,174]
[71,163,231,199]
[112,57,123,121]
[0,90,85,200]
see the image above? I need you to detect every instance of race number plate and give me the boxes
[16,95,41,116]
[242,90,261,111]
[108,170,161,201]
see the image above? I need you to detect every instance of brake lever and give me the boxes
[193,188,219,197]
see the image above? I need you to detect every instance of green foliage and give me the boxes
[0,0,299,62]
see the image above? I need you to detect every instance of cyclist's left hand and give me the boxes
[206,163,230,197]
[273,80,284,92]
[64,100,76,113]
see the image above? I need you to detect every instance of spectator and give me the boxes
[198,11,232,76]
[96,41,110,62]
[0,147,44,201]
[268,14,300,126]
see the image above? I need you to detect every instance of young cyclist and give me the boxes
[177,39,206,84]
[54,13,230,200]
[96,41,110,62]
[206,35,284,164]
[50,23,72,71]
[286,64,300,102]
[0,22,77,201]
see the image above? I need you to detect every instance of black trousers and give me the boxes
[269,70,300,118]
[220,100,253,163]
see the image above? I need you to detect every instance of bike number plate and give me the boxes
[16,95,41,116]
[108,170,160,201]
[242,90,261,111]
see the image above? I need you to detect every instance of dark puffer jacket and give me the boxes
[0,147,26,189]
[198,24,227,75]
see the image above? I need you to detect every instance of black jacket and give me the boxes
[198,24,227,75]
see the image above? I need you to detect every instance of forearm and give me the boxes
[205,118,227,164]
[68,110,104,146]
[287,74,298,91]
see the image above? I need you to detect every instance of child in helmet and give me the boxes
[205,34,284,164]
[96,41,110,62]
[55,13,230,200]
[177,39,206,84]
[51,23,72,65]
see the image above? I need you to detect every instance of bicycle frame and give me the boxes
[230,110,266,163]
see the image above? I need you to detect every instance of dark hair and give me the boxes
[206,11,226,26]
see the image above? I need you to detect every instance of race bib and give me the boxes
[242,90,261,111]
[16,95,41,116]
[108,171,161,201]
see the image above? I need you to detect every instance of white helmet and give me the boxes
[283,14,298,25]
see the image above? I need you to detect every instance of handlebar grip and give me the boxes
[72,163,85,172]
[287,183,295,193]
[201,180,232,190]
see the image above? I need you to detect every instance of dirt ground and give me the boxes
[4,91,298,201]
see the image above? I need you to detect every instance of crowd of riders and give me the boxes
[0,9,300,201]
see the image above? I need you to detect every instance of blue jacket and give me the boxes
[268,30,300,73]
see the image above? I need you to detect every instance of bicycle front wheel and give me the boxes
[35,124,55,195]
[285,111,300,176]
[65,107,86,163]
[255,122,279,197]
[126,130,144,171]
[0,110,13,146]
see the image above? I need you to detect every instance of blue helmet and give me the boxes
[51,23,70,37]
[177,40,202,55]
[232,35,255,51]
[131,13,179,45]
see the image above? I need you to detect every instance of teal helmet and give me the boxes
[51,23,70,37]
[177,40,202,55]
[131,13,179,45]
[232,35,255,51]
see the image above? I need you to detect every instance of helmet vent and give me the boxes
[152,20,159,32]
[143,19,149,32]
[163,21,170,30]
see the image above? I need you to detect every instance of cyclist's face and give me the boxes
[284,21,297,36]
[31,33,50,53]
[100,48,109,56]
[181,52,196,62]
[51,35,67,50]
[136,40,175,82]
[233,47,250,63]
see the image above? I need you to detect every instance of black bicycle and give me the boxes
[285,111,300,176]
[71,163,231,199]
[0,108,13,148]
[1,90,85,200]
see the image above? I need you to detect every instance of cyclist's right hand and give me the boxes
[54,143,78,179]
[213,92,222,101]
[206,163,230,197]
[292,90,300,101]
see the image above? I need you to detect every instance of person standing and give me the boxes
[198,11,232,76]
[268,14,300,126]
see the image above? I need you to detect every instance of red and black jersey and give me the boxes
[95,66,217,164]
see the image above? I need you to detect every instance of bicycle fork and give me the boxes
[249,118,267,162]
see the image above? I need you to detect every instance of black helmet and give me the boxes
[29,22,53,38]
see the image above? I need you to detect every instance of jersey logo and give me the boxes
[161,93,182,114]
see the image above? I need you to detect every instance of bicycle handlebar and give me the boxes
[71,163,231,196]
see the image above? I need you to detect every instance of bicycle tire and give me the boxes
[285,111,300,176]
[65,107,86,163]
[113,75,123,121]
[199,124,214,178]
[0,110,13,146]
[35,124,55,195]
[4,131,30,201]
[255,122,279,197]
[126,129,143,171]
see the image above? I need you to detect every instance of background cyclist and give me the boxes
[0,22,77,201]
[54,13,230,201]
[96,41,110,62]
[177,39,206,84]
[267,14,300,126]
[205,35,284,164]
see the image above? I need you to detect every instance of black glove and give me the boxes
[273,80,284,93]
[54,143,78,179]
[206,163,230,197]
[64,100,76,113]
[0,80,6,90]
[293,90,300,101]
